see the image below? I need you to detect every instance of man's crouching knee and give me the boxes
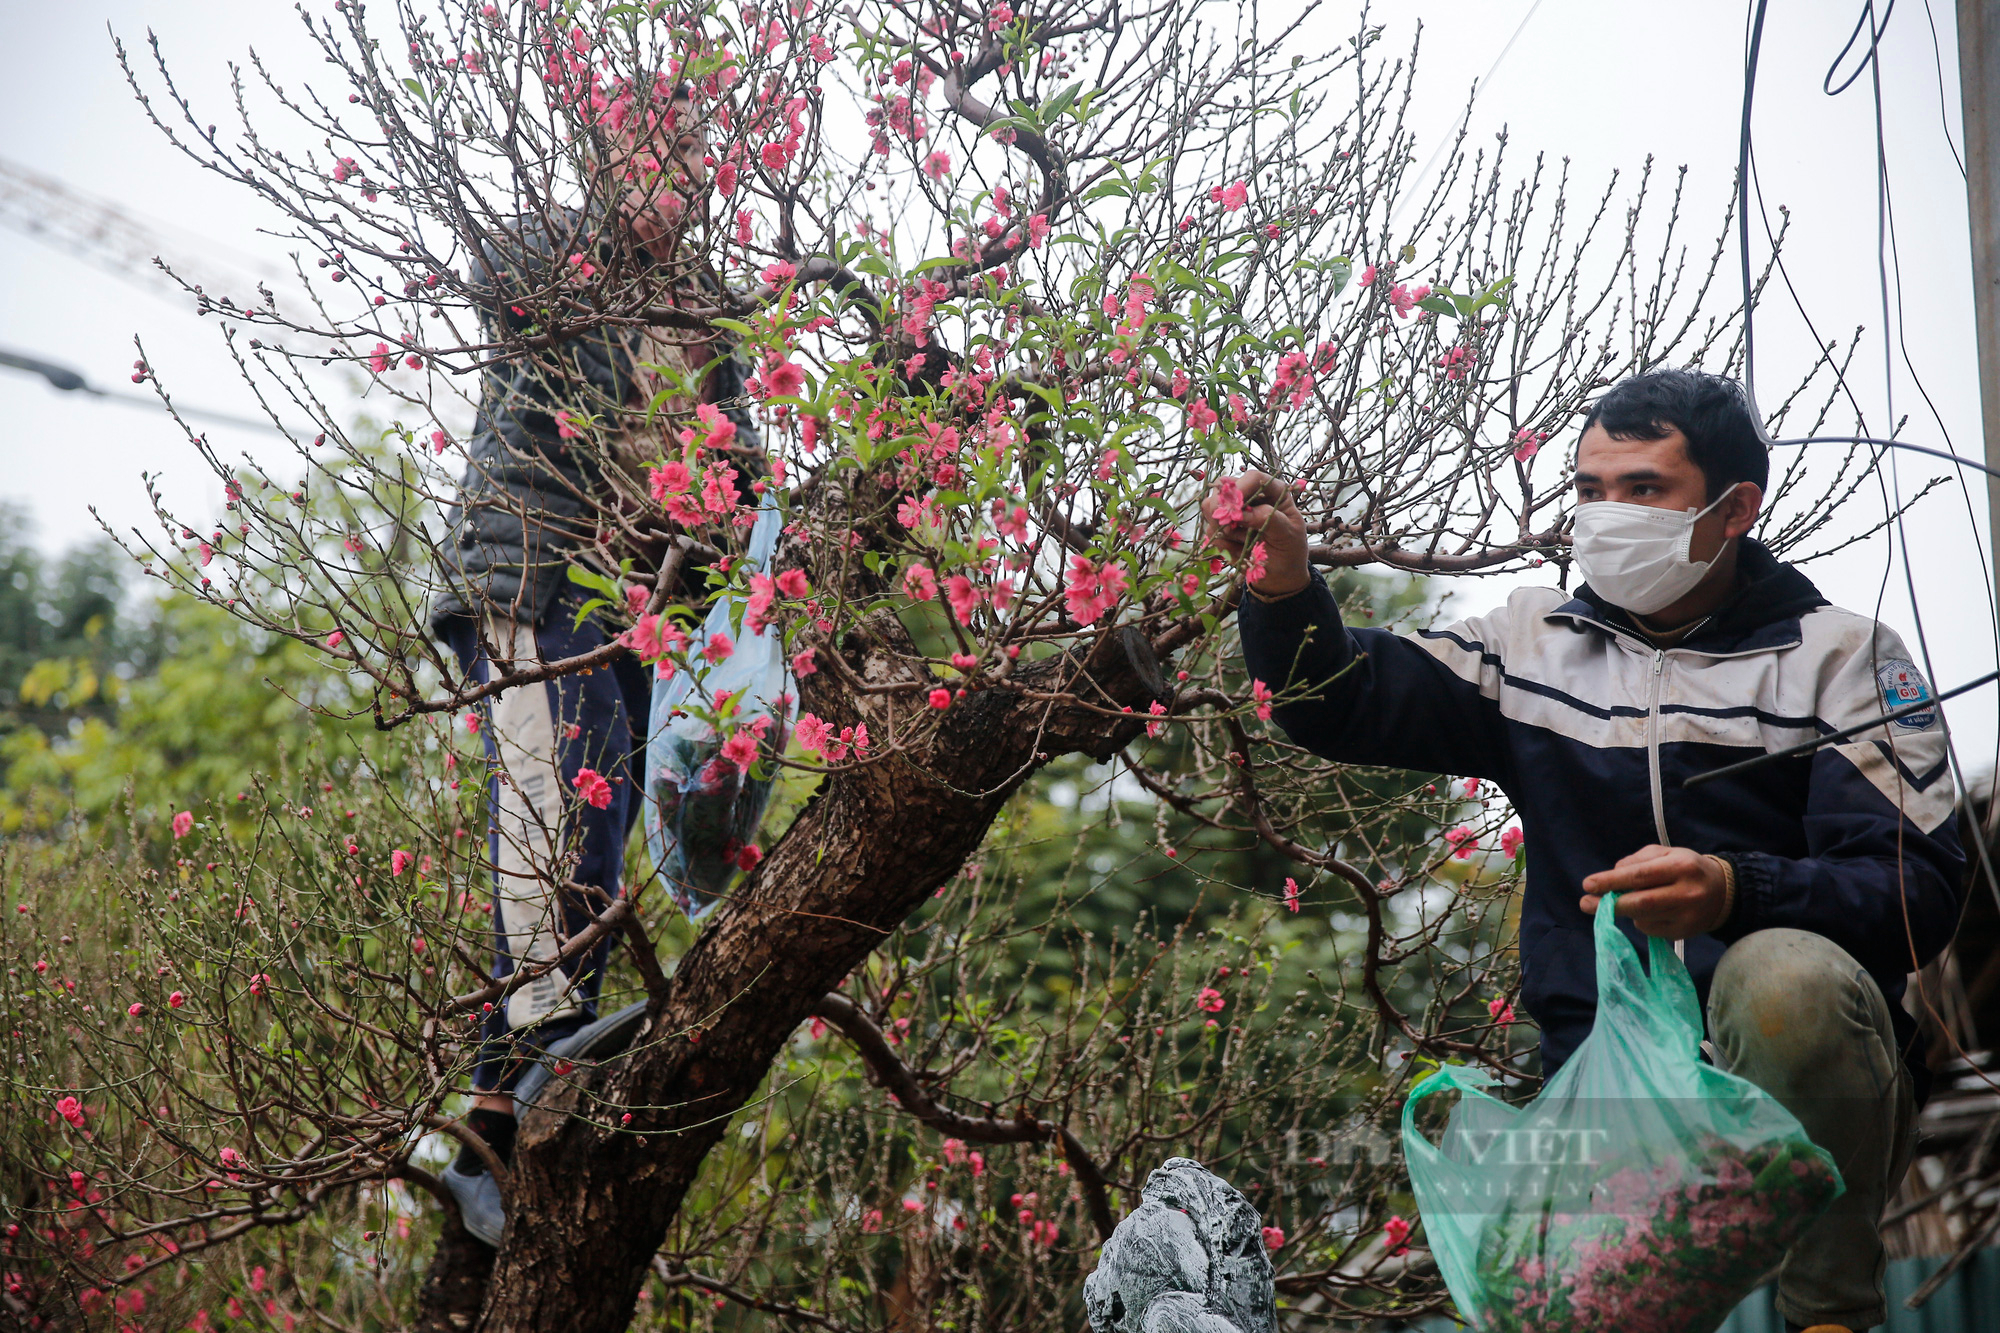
[1708,928,1879,1083]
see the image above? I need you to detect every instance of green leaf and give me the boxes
[565,565,622,599]
[1470,275,1516,312]
[1416,295,1455,316]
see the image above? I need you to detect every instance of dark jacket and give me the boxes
[431,216,759,631]
[1239,541,1964,1100]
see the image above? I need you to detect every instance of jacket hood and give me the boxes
[1561,538,1829,654]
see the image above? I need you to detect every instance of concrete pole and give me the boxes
[1961,0,2000,585]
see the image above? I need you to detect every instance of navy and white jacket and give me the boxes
[1239,540,1964,1100]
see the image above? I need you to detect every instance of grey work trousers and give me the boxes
[1708,928,1918,1331]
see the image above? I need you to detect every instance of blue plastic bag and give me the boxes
[644,497,792,919]
[1400,894,1843,1331]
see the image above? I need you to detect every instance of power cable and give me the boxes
[1825,0,1898,95]
[1919,0,1969,177]
[1852,0,2000,919]
[1733,0,2000,944]
[1862,0,2000,819]
[1684,668,2000,788]
[1737,2,2000,791]
[0,345,298,438]
[1386,0,1547,229]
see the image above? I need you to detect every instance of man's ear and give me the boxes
[1722,482,1764,540]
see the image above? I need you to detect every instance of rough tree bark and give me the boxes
[417,598,1167,1332]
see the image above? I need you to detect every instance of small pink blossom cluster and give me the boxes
[1063,555,1129,625]
[745,568,809,635]
[647,405,746,529]
[572,768,614,809]
[1269,342,1337,410]
[717,716,774,775]
[864,57,933,156]
[940,1137,986,1176]
[1387,282,1433,319]
[1211,476,1245,527]
[793,714,872,762]
[622,613,691,679]
[1012,1191,1059,1246]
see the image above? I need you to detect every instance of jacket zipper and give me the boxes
[1555,607,1782,977]
[1645,648,1692,965]
[1647,649,1671,847]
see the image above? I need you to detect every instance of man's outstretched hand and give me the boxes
[1199,470,1312,599]
[1580,845,1731,940]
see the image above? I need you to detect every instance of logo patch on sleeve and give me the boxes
[1876,659,1936,729]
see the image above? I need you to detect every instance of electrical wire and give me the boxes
[1853,0,2000,1080]
[1737,1,2000,793]
[1736,0,2000,1070]
[0,345,298,438]
[1386,0,1547,229]
[1849,0,2000,928]
[1865,11,2000,813]
[1825,0,1898,95]
[1920,0,1969,177]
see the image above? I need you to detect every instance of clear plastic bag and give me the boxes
[1401,895,1844,1331]
[644,498,792,919]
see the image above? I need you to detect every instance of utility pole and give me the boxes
[1961,1,2000,585]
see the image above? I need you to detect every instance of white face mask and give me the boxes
[1571,484,1741,616]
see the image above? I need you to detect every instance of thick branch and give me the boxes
[813,991,1117,1240]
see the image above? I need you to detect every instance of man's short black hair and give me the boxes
[1579,369,1769,499]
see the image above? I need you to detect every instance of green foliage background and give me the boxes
[0,517,1523,1331]
[0,505,393,836]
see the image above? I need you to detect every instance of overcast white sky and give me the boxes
[2,0,1994,776]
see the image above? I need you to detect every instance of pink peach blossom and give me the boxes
[572,768,613,809]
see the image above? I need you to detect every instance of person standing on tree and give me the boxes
[430,79,760,1247]
[1207,370,1962,1333]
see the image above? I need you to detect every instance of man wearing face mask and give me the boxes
[1207,369,1963,1333]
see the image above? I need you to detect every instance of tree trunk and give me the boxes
[415,1215,498,1333]
[439,610,1158,1331]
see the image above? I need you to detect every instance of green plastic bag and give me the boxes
[1400,894,1844,1332]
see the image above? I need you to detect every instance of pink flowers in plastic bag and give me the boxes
[1476,1137,1837,1332]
